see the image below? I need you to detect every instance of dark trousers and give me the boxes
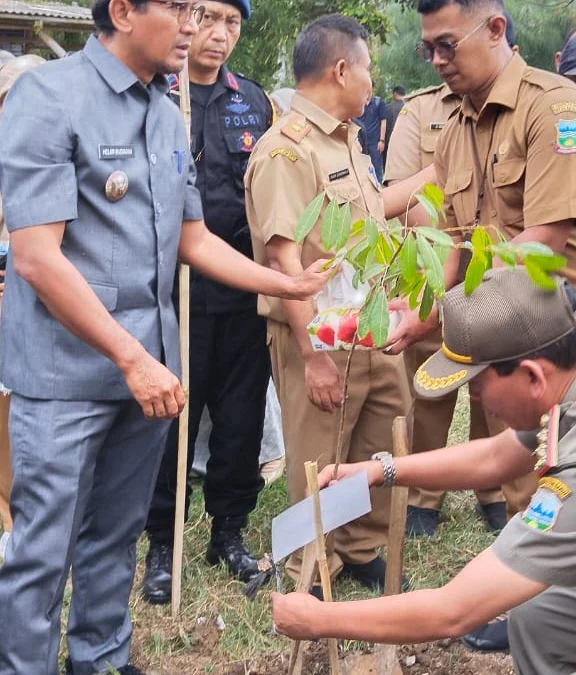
[146,311,269,543]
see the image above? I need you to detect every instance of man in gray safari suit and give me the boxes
[0,0,330,672]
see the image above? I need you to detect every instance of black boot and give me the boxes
[206,518,260,583]
[141,540,172,605]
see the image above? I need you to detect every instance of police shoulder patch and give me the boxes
[281,114,311,144]
[270,148,299,162]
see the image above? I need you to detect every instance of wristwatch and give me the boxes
[371,451,396,487]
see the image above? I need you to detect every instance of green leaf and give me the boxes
[418,283,434,321]
[376,233,394,264]
[369,289,390,348]
[400,231,418,283]
[408,276,426,310]
[423,182,445,212]
[525,260,558,291]
[358,295,373,339]
[362,262,387,283]
[295,191,326,243]
[416,193,439,226]
[417,226,453,247]
[434,243,451,265]
[492,243,517,267]
[471,226,492,253]
[524,253,567,272]
[365,216,379,248]
[515,242,556,258]
[464,252,487,295]
[350,219,365,238]
[348,238,371,262]
[321,198,342,251]
[352,268,362,290]
[416,232,445,295]
[335,202,352,250]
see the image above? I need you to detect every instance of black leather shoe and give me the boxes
[206,524,260,583]
[309,585,324,601]
[64,657,146,674]
[461,617,509,653]
[141,541,172,605]
[405,506,439,537]
[341,556,410,592]
[476,501,507,532]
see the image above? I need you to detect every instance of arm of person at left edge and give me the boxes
[177,218,332,300]
[381,163,436,219]
[272,548,546,642]
[316,427,536,493]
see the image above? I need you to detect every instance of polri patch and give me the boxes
[270,148,299,162]
[328,168,350,182]
[554,119,576,154]
[551,102,576,115]
[522,487,564,532]
[98,145,135,160]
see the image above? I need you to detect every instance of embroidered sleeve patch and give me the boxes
[270,148,299,162]
[551,102,576,115]
[554,119,576,154]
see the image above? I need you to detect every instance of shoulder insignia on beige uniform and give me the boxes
[404,83,446,101]
[551,102,576,115]
[280,115,311,144]
[270,148,299,162]
[523,66,573,93]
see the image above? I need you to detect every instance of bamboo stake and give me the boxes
[376,416,410,675]
[172,59,192,618]
[305,461,340,675]
[287,542,318,675]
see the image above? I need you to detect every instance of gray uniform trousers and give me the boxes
[509,585,576,675]
[0,394,171,675]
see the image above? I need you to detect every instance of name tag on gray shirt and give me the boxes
[98,144,135,160]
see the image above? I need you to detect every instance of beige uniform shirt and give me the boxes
[385,83,461,180]
[245,92,383,324]
[435,54,576,283]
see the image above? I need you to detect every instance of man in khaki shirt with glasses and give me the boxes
[383,0,576,654]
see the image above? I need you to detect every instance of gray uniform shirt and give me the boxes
[493,379,576,587]
[0,35,203,400]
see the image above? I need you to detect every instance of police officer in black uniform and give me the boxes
[143,0,274,604]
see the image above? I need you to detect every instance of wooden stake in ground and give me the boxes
[172,61,192,618]
[305,461,340,675]
[345,415,409,675]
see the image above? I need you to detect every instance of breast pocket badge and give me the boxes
[105,171,129,202]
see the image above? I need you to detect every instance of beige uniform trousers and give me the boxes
[0,393,11,532]
[404,329,536,520]
[268,320,411,581]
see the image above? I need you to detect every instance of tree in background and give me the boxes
[229,0,390,90]
[376,0,576,98]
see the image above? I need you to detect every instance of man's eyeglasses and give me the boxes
[148,1,205,25]
[416,17,491,63]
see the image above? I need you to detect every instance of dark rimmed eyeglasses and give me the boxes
[148,1,205,25]
[416,17,491,63]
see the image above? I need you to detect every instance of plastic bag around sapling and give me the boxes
[307,261,401,351]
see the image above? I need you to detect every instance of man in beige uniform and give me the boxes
[384,0,576,652]
[246,14,412,591]
[384,12,519,539]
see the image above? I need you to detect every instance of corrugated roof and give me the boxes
[0,0,92,24]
